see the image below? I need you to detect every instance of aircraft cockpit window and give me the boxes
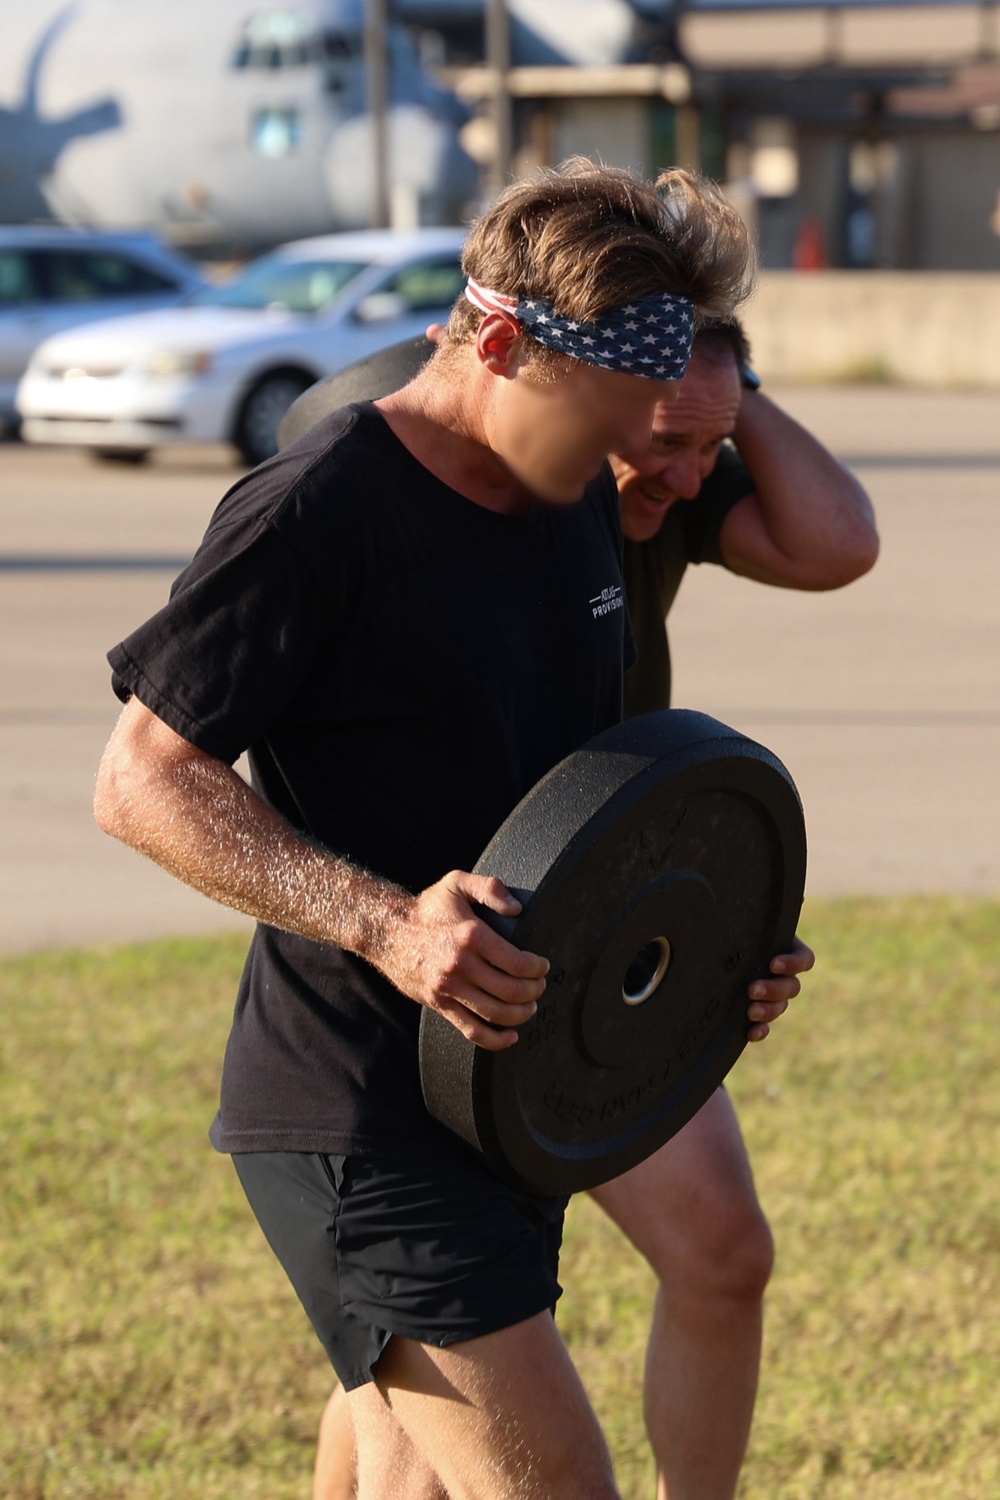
[233,11,323,70]
[378,259,467,314]
[320,32,361,61]
[43,252,176,302]
[251,109,303,159]
[0,250,42,306]
[192,257,366,314]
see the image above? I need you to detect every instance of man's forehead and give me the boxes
[651,358,740,433]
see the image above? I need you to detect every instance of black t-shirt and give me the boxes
[277,341,756,725]
[108,402,632,1155]
[623,445,754,718]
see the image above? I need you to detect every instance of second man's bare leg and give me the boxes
[590,1088,773,1500]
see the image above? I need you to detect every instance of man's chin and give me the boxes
[622,498,675,542]
[510,451,606,506]
[544,481,589,505]
[520,471,589,506]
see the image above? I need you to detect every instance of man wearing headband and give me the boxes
[284,317,873,1499]
[95,159,780,1499]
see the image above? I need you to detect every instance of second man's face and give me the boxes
[611,354,742,543]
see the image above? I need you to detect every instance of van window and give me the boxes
[0,250,42,306]
[44,251,177,301]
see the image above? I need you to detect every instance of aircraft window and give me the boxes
[321,32,360,61]
[192,257,367,314]
[0,250,42,306]
[233,10,321,69]
[252,109,303,159]
[379,260,466,313]
[42,252,177,302]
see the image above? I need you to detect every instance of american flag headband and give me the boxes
[465,276,695,381]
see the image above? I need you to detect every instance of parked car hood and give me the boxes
[29,305,310,365]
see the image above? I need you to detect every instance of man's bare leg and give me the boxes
[347,1312,620,1500]
[316,1091,771,1500]
[590,1089,773,1500]
[341,1383,445,1500]
[314,1382,448,1500]
[315,1384,358,1500]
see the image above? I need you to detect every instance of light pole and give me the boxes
[364,0,391,228]
[486,0,513,190]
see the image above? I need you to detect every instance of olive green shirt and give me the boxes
[622,445,754,718]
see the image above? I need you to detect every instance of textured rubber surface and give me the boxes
[419,710,807,1194]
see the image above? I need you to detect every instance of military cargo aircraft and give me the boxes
[0,0,479,250]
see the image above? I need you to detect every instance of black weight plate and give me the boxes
[277,336,434,449]
[419,709,807,1195]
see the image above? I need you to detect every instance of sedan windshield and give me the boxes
[192,256,367,314]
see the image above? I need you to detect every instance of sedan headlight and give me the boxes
[144,349,214,377]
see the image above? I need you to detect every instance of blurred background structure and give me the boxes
[3,0,1000,269]
[413,0,1000,275]
[3,1,1000,391]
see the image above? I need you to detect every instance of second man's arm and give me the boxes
[718,389,879,589]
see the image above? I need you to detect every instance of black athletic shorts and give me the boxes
[232,1141,568,1391]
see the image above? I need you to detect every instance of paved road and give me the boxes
[2,386,999,954]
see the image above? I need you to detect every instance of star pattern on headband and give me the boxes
[465,280,694,380]
[519,295,694,378]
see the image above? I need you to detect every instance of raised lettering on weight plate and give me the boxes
[542,1070,662,1127]
[676,992,723,1062]
[638,803,689,871]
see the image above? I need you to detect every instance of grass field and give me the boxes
[2,897,998,1499]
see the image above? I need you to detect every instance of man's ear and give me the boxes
[475,312,522,378]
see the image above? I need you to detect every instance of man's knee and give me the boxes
[667,1185,774,1305]
[712,1194,774,1301]
[595,1094,776,1303]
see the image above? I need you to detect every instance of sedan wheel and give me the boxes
[235,372,313,466]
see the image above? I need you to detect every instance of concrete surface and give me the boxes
[2,385,999,954]
[744,273,1000,388]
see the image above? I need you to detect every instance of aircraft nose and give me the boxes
[324,105,477,229]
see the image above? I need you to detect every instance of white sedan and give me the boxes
[0,228,207,433]
[17,227,466,466]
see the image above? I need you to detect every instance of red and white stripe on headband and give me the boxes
[464,277,522,320]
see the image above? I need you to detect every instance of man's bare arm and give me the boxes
[718,389,879,589]
[94,697,547,1049]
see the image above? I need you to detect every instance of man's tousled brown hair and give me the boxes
[447,157,754,349]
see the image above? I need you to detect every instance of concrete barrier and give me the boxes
[743,272,1000,388]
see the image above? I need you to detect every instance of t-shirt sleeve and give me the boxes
[108,511,327,765]
[681,443,756,567]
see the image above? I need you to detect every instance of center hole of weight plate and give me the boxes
[622,937,672,1006]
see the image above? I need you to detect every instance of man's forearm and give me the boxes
[722,390,878,587]
[95,708,413,961]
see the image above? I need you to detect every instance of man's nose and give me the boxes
[655,452,702,500]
